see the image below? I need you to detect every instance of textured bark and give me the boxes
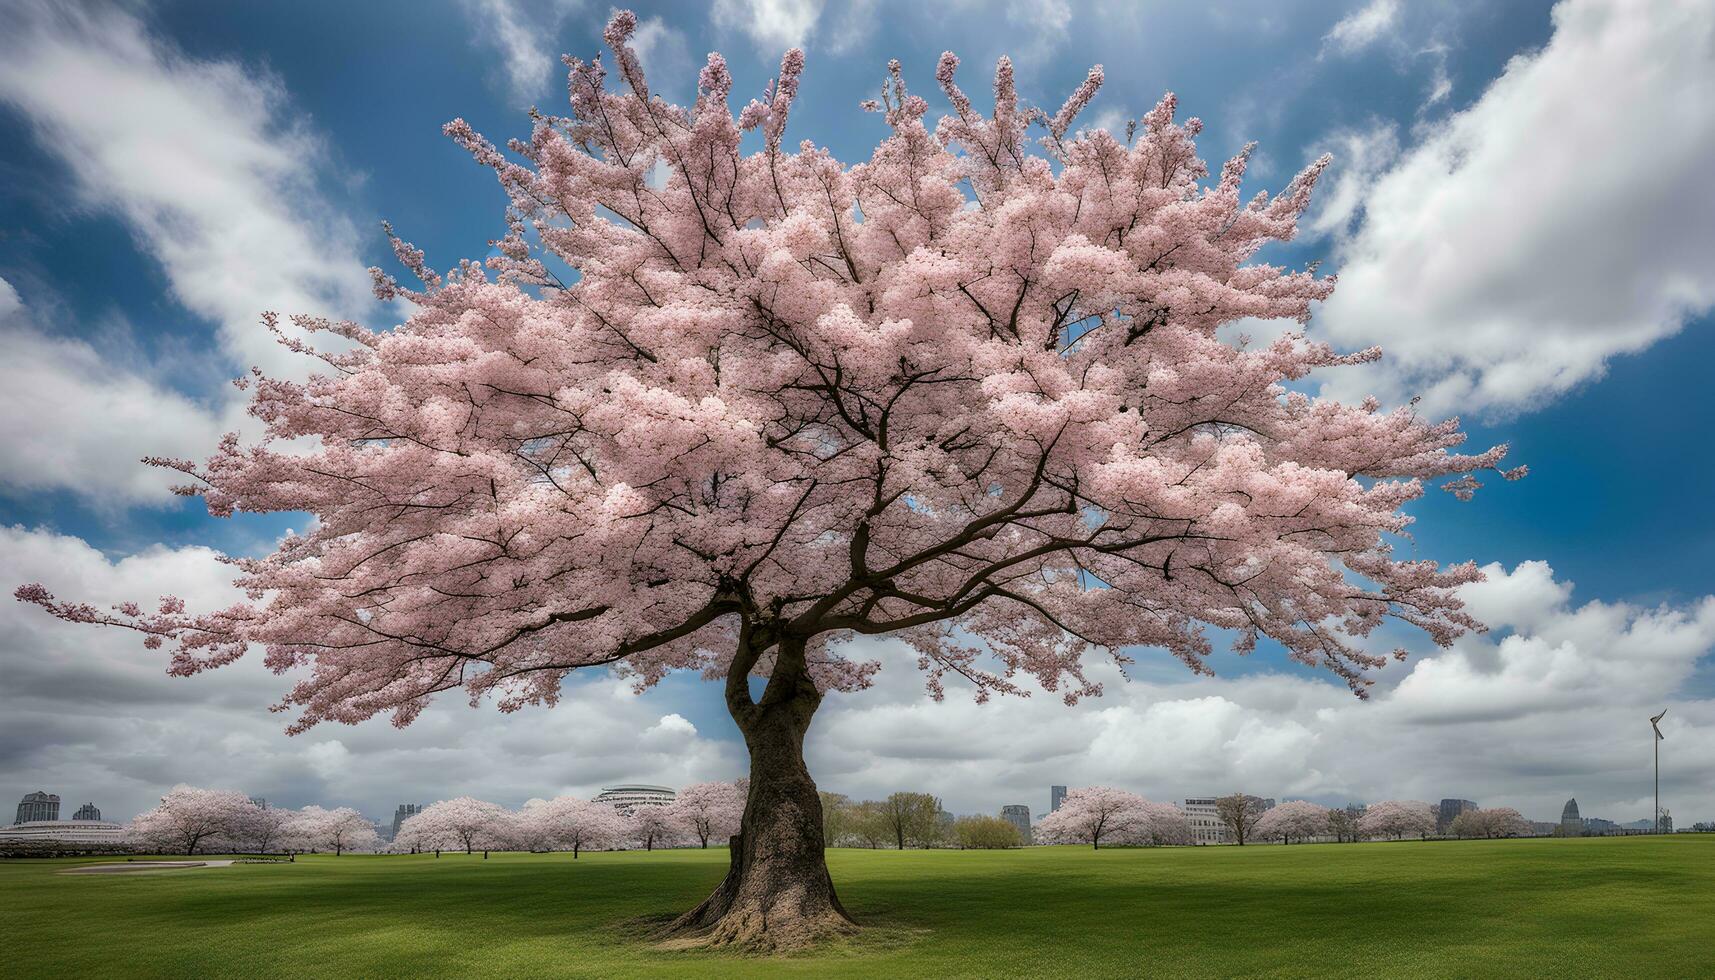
[665,632,855,950]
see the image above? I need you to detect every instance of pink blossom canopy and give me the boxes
[15,10,1522,733]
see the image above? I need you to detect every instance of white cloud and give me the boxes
[0,2,385,505]
[1323,0,1401,55]
[0,282,231,507]
[461,0,583,104]
[0,2,376,381]
[1303,121,1399,240]
[811,561,1715,824]
[0,526,744,824]
[1311,0,1715,416]
[628,13,693,95]
[712,0,825,51]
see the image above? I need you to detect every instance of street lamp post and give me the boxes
[1650,709,1667,833]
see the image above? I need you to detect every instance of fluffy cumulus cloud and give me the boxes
[0,282,232,506]
[0,2,375,379]
[1311,0,1715,416]
[0,2,380,505]
[0,526,743,824]
[712,0,826,51]
[809,562,1715,824]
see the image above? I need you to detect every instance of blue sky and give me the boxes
[3,0,1714,829]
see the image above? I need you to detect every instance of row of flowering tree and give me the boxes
[17,6,1522,948]
[394,782,748,856]
[1031,791,1478,845]
[127,785,380,855]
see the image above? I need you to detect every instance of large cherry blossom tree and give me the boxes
[668,781,747,849]
[15,9,1521,948]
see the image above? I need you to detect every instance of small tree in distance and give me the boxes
[290,806,380,855]
[127,786,254,855]
[516,797,629,857]
[236,803,296,854]
[880,792,943,850]
[408,797,509,854]
[1451,807,1530,839]
[1326,805,1361,844]
[15,8,1522,948]
[631,805,685,851]
[1254,800,1329,844]
[953,815,1022,849]
[1216,795,1267,846]
[1358,801,1436,841]
[667,781,746,849]
[1036,787,1153,849]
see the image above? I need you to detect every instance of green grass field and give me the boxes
[5,836,1712,977]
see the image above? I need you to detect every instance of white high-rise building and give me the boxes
[14,791,59,824]
[1000,804,1032,844]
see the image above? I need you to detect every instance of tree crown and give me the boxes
[15,9,1521,732]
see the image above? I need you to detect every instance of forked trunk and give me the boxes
[665,633,854,950]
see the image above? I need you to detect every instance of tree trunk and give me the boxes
[665,632,854,951]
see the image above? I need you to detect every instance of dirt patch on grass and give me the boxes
[60,860,236,875]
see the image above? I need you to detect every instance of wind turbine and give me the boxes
[1651,709,1667,833]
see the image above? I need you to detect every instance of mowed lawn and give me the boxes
[4,836,1713,978]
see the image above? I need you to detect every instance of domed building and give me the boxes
[593,784,675,813]
[1560,798,1582,836]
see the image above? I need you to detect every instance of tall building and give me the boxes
[1183,798,1226,844]
[14,791,59,824]
[1050,785,1067,813]
[391,803,422,840]
[71,803,101,821]
[593,784,676,813]
[1437,799,1478,834]
[1560,798,1582,837]
[1000,804,1032,844]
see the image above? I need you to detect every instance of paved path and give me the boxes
[60,860,238,874]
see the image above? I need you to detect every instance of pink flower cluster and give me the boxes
[16,10,1522,732]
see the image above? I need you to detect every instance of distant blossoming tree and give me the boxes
[290,806,380,855]
[1141,801,1193,846]
[668,781,747,849]
[15,8,1521,948]
[1358,801,1435,840]
[517,797,629,857]
[407,797,510,854]
[128,785,255,855]
[1216,794,1267,846]
[630,804,687,851]
[235,803,297,854]
[1451,807,1530,839]
[1035,787,1154,848]
[1254,800,1329,844]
